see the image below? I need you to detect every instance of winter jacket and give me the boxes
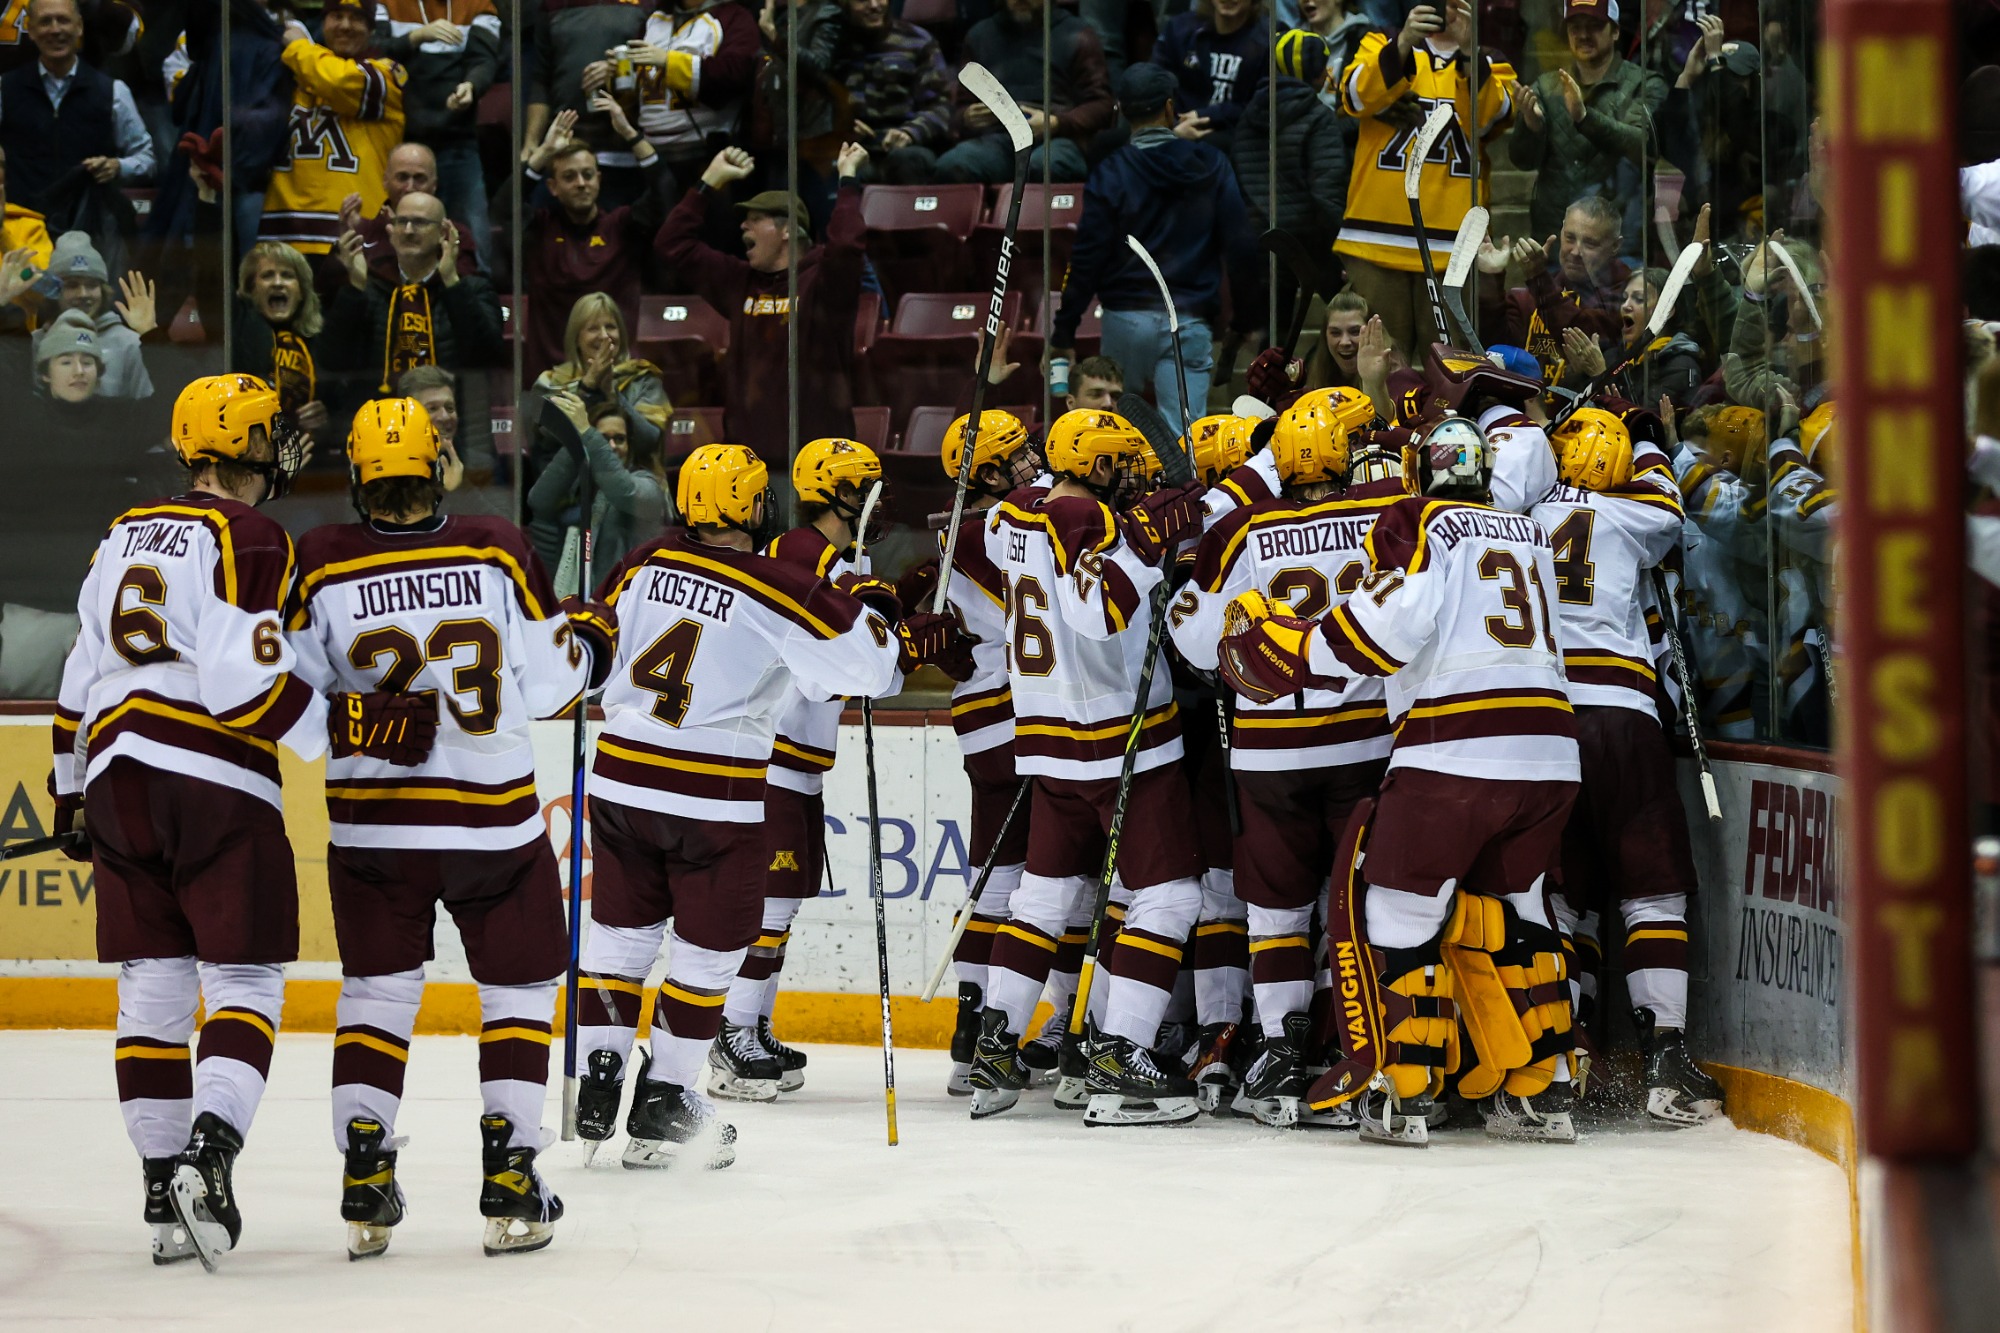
[634,0,760,161]
[531,361,671,463]
[1506,56,1666,244]
[832,17,954,150]
[376,0,504,148]
[526,423,669,588]
[1232,75,1349,247]
[30,307,151,400]
[953,7,1113,144]
[1054,128,1257,344]
[1150,12,1270,151]
[322,266,505,408]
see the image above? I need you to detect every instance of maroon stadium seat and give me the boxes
[860,184,983,307]
[490,405,516,457]
[971,182,1085,314]
[662,406,728,460]
[854,290,883,357]
[168,294,207,345]
[861,291,1022,434]
[902,403,1041,455]
[634,296,730,407]
[851,405,892,452]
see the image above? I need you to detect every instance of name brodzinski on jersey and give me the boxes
[350,569,486,620]
[1251,517,1376,562]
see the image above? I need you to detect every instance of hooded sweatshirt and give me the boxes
[1150,10,1271,150]
[31,306,150,400]
[1053,127,1256,344]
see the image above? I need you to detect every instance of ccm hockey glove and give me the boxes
[836,572,903,623]
[1119,482,1207,564]
[895,611,961,674]
[328,690,440,766]
[560,596,619,689]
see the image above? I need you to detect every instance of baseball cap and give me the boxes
[737,190,811,235]
[1719,41,1761,76]
[48,230,108,285]
[1116,64,1180,121]
[38,309,102,367]
[1563,0,1619,22]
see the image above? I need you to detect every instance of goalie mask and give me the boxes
[1422,343,1543,421]
[1414,413,1490,497]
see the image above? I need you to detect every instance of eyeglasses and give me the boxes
[387,216,442,231]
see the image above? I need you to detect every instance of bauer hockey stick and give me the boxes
[1441,206,1488,353]
[1404,102,1457,348]
[853,480,901,1145]
[934,64,1033,616]
[1651,567,1723,821]
[919,776,1031,1002]
[541,396,597,1142]
[1065,396,1198,1054]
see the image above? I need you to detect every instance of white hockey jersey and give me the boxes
[940,510,1014,758]
[289,515,591,850]
[1528,449,1684,718]
[54,494,328,811]
[763,526,861,796]
[591,530,900,822]
[1171,481,1406,771]
[985,487,1181,781]
[1310,496,1579,782]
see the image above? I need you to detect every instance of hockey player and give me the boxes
[1768,401,1837,743]
[967,409,1211,1125]
[1671,404,1769,737]
[931,411,1045,1096]
[1534,406,1724,1127]
[1170,400,1404,1125]
[710,437,935,1100]
[1217,405,1581,1146]
[571,444,944,1166]
[289,397,605,1259]
[51,374,320,1269]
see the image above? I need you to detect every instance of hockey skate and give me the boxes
[1081,1030,1201,1127]
[1186,1022,1243,1114]
[142,1158,196,1265]
[623,1054,738,1169]
[1479,1083,1578,1143]
[478,1115,563,1255]
[168,1112,244,1273]
[1354,1080,1432,1148]
[1019,1029,1063,1089]
[706,1019,782,1103]
[1232,1014,1311,1128]
[575,1049,626,1164]
[967,1009,1027,1119]
[340,1117,406,1260]
[756,1016,808,1093]
[1641,1019,1725,1127]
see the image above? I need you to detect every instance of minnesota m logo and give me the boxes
[770,850,800,872]
[284,105,360,173]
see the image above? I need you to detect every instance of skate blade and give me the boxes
[1358,1117,1430,1148]
[968,1085,1021,1119]
[1300,1099,1359,1130]
[167,1166,230,1273]
[777,1070,805,1094]
[346,1221,394,1261]
[1486,1111,1578,1143]
[1194,1078,1239,1115]
[151,1222,197,1265]
[619,1133,737,1171]
[1646,1088,1724,1127]
[946,1064,974,1097]
[705,1068,780,1103]
[482,1216,556,1256]
[1082,1093,1201,1127]
[1051,1076,1089,1111]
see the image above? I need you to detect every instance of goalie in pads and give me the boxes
[1216,404,1583,1146]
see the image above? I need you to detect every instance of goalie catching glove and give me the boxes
[1218,591,1334,704]
[1118,482,1206,564]
[328,690,440,765]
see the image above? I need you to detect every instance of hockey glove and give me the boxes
[896,559,941,613]
[1245,346,1303,411]
[1118,482,1207,565]
[560,596,618,689]
[1218,591,1328,705]
[328,691,440,766]
[47,776,91,863]
[895,611,959,675]
[836,572,903,623]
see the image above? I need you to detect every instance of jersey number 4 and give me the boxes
[631,619,701,725]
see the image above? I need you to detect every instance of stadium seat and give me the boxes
[662,406,728,460]
[854,290,882,357]
[901,403,1040,456]
[634,296,730,407]
[861,290,1022,434]
[970,182,1085,313]
[998,294,1101,406]
[490,405,516,457]
[851,405,892,452]
[167,295,206,345]
[860,184,983,306]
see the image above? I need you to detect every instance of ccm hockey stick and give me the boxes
[542,396,595,1144]
[854,481,900,1145]
[1548,242,1703,430]
[1065,395,1197,1055]
[1442,205,1488,353]
[1404,102,1457,348]
[1652,568,1723,821]
[0,830,83,860]
[919,776,1031,1002]
[934,63,1033,615]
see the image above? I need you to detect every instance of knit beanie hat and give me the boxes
[38,309,104,367]
[47,230,108,286]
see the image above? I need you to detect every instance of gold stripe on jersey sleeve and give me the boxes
[298,545,547,620]
[772,739,836,770]
[596,738,767,780]
[950,690,1012,718]
[1326,604,1398,673]
[224,674,293,729]
[325,781,537,805]
[1013,703,1178,743]
[1399,694,1573,722]
[1564,653,1658,681]
[87,696,281,753]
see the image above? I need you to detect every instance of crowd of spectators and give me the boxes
[0,0,1938,753]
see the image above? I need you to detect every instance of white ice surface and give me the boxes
[0,1033,1851,1332]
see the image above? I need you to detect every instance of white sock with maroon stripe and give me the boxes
[1101,877,1202,1046]
[576,920,666,1077]
[194,962,285,1141]
[332,969,422,1151]
[1247,904,1315,1039]
[1193,869,1249,1026]
[954,862,1025,1004]
[1621,893,1690,1030]
[984,872,1085,1036]
[479,981,558,1148]
[724,897,806,1026]
[647,932,746,1089]
[115,958,199,1159]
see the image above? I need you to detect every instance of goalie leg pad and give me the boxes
[1441,893,1532,1100]
[1307,800,1381,1111]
